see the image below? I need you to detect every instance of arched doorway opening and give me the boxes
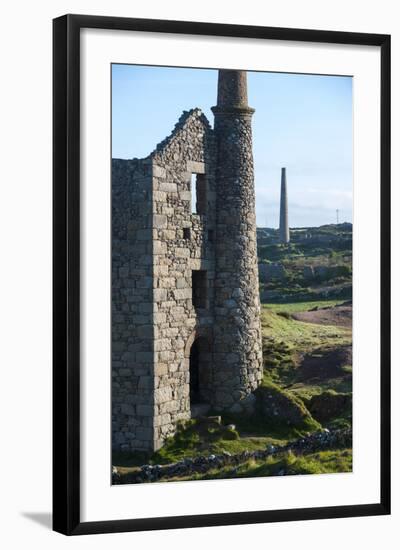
[188,336,212,416]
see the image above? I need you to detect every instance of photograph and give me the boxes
[0,0,395,545]
[111,64,353,484]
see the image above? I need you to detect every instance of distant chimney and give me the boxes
[279,167,290,244]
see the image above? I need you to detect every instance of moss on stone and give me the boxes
[255,377,321,432]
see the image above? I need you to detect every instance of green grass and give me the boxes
[264,300,346,314]
[221,409,317,440]
[261,305,351,385]
[261,302,352,432]
[151,419,244,465]
[115,435,283,475]
[261,305,351,355]
[114,415,312,472]
[289,375,352,402]
[256,376,322,432]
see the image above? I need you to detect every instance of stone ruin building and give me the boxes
[112,70,263,452]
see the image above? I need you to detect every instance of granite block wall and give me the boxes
[112,158,155,451]
[112,70,263,453]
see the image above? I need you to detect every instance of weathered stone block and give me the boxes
[137,325,153,338]
[153,241,167,254]
[136,427,153,440]
[153,214,168,228]
[172,288,192,300]
[121,403,135,416]
[154,386,173,404]
[135,351,153,362]
[154,339,172,352]
[118,267,129,279]
[176,277,188,289]
[136,404,153,416]
[179,191,192,201]
[152,165,166,178]
[153,288,167,302]
[138,376,152,390]
[159,182,178,193]
[175,247,190,258]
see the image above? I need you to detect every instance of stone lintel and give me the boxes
[186,160,206,174]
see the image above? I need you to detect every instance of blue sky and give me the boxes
[112,64,353,228]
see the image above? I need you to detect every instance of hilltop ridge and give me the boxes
[257,223,352,303]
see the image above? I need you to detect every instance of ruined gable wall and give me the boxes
[150,109,217,450]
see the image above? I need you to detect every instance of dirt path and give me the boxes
[296,345,352,382]
[292,304,352,329]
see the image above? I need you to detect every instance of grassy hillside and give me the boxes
[257,223,352,303]
[114,300,352,481]
[113,223,353,483]
[261,304,352,427]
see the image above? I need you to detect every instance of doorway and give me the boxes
[188,336,212,416]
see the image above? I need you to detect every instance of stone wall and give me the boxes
[113,428,351,484]
[112,109,218,452]
[149,109,217,450]
[112,158,155,451]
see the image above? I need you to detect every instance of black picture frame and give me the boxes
[53,14,391,535]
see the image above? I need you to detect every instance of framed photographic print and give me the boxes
[53,14,391,535]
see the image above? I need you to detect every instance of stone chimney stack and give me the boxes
[279,167,290,244]
[211,70,263,413]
